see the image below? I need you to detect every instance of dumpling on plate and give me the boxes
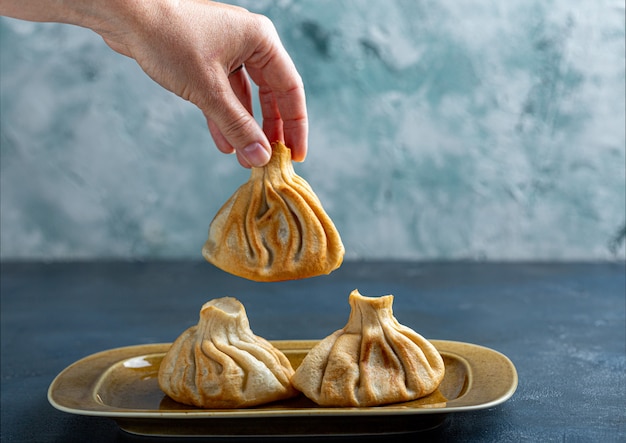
[291,289,445,407]
[158,297,298,408]
[202,141,344,282]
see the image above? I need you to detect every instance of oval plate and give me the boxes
[48,340,517,437]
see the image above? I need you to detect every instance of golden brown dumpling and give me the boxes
[202,141,344,282]
[158,297,298,408]
[291,289,445,407]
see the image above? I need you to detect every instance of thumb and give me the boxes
[202,72,271,168]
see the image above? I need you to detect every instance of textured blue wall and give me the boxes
[1,0,624,260]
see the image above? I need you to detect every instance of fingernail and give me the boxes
[241,143,271,167]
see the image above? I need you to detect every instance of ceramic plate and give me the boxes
[48,340,517,437]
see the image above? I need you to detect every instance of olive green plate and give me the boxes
[48,340,517,437]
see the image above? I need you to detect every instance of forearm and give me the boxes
[1,0,87,24]
[1,0,172,60]
[0,0,151,34]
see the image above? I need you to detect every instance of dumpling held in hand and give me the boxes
[291,289,445,407]
[158,297,297,408]
[202,141,344,282]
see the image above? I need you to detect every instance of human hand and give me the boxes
[0,0,308,167]
[96,0,308,168]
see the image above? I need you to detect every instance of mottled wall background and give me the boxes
[1,0,624,261]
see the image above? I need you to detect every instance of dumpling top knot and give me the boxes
[202,141,344,282]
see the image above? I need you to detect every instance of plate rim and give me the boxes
[47,339,518,419]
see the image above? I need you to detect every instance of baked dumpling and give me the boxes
[291,289,445,407]
[202,141,344,282]
[158,297,298,408]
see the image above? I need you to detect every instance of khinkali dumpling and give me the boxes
[202,141,344,282]
[291,289,445,407]
[158,297,297,408]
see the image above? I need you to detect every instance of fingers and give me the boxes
[262,64,308,163]
[207,119,233,154]
[207,67,252,155]
[229,65,253,114]
[246,15,308,162]
[202,68,271,168]
[250,62,308,163]
[258,83,284,145]
[198,10,308,167]
[276,82,308,163]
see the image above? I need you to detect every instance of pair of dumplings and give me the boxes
[202,141,344,282]
[158,290,445,408]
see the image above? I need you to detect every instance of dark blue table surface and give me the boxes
[1,260,625,443]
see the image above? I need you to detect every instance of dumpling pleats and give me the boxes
[291,290,445,407]
[158,297,297,408]
[203,141,344,282]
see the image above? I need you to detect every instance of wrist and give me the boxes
[64,0,151,34]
